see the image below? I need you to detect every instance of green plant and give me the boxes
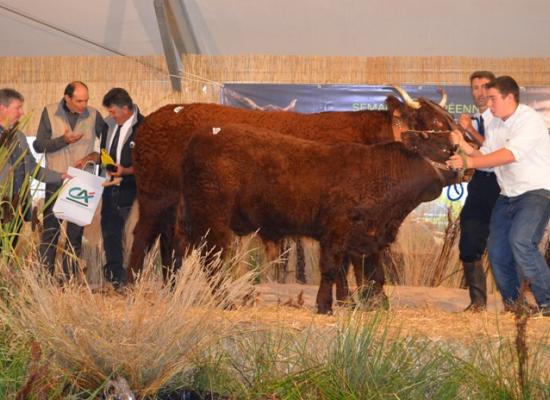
[0,328,31,399]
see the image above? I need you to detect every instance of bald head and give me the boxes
[64,81,89,113]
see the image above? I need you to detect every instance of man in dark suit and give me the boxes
[76,88,144,287]
[456,71,500,312]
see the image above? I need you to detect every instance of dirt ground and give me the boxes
[248,283,550,345]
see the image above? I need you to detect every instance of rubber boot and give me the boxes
[463,260,487,312]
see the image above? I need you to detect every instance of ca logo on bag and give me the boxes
[67,187,95,207]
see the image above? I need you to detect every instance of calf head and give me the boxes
[398,129,477,204]
[400,129,463,187]
[401,130,455,165]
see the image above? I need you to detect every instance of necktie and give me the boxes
[109,125,122,162]
[478,115,485,137]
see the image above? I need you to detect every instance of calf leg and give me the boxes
[128,212,161,283]
[200,226,236,309]
[350,252,388,309]
[158,203,185,281]
[317,242,346,314]
[335,254,351,303]
[184,201,234,293]
[275,237,306,283]
[295,238,306,284]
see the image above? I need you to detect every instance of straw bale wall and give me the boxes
[1,54,550,284]
[2,54,550,134]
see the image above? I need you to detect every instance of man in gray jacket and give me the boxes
[0,88,69,252]
[33,81,105,277]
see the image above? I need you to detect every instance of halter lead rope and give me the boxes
[446,145,467,201]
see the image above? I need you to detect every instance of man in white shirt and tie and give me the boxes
[456,71,500,312]
[77,88,144,288]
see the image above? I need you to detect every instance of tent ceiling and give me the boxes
[1,0,549,58]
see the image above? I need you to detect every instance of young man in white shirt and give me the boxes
[447,76,550,316]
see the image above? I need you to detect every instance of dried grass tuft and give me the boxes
[0,245,256,397]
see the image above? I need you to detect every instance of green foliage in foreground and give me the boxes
[0,308,549,399]
[0,329,29,399]
[185,313,549,400]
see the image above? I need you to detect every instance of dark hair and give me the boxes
[102,87,133,109]
[0,88,24,107]
[64,81,88,97]
[486,76,520,103]
[469,70,495,83]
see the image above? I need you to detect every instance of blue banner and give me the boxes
[222,84,473,116]
[221,83,550,131]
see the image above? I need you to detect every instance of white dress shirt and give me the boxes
[108,111,135,163]
[481,104,550,197]
[475,108,494,173]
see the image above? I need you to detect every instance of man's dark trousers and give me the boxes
[40,183,84,276]
[101,185,134,286]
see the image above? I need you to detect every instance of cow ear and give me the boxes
[385,95,405,115]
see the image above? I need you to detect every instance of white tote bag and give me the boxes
[52,167,106,227]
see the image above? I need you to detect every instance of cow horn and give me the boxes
[393,85,421,109]
[438,88,448,108]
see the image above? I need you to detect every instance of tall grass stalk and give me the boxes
[440,315,550,399]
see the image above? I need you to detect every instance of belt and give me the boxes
[474,170,495,177]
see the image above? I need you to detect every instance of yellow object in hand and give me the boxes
[100,149,117,172]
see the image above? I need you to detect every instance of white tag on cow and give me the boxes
[212,127,221,135]
[173,106,184,113]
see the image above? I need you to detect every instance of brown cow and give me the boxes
[130,89,457,284]
[179,124,459,314]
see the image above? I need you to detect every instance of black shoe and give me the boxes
[463,261,487,310]
[104,265,126,290]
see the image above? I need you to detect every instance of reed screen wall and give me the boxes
[1,54,550,135]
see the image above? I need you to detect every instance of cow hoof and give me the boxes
[335,297,356,309]
[355,289,389,311]
[354,284,389,310]
[316,304,333,315]
[359,294,389,311]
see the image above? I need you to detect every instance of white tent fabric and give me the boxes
[0,0,162,55]
[0,0,550,57]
